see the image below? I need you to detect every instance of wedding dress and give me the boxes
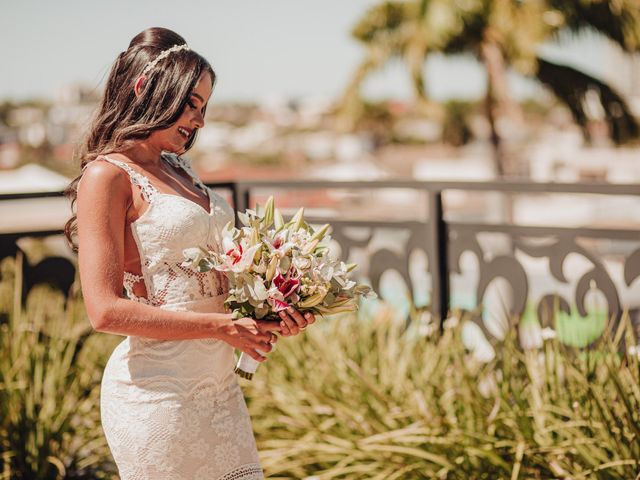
[93,153,264,479]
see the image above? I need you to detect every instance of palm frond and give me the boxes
[536,56,639,144]
[351,1,411,53]
[549,0,640,52]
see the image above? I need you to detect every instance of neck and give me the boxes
[123,142,165,168]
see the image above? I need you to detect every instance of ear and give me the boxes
[133,75,147,97]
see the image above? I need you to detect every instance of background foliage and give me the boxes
[0,255,638,478]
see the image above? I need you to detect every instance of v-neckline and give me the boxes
[159,155,213,216]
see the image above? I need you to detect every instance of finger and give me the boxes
[254,341,273,355]
[286,306,307,329]
[256,320,283,334]
[305,312,316,325]
[262,331,277,344]
[243,347,267,362]
[243,324,271,343]
[279,319,291,336]
[278,310,298,335]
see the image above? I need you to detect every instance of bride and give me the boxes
[64,27,315,479]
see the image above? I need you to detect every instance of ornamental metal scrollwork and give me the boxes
[625,248,640,288]
[448,230,528,340]
[514,235,622,340]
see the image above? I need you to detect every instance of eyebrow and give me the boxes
[191,93,205,103]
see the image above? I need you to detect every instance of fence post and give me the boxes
[427,190,449,328]
[233,183,251,229]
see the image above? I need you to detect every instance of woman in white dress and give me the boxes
[64,27,314,479]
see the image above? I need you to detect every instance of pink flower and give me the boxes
[267,269,300,312]
[273,270,299,298]
[268,297,291,313]
[226,244,244,265]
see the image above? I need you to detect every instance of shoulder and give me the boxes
[79,157,132,201]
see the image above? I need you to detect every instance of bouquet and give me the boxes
[182,196,376,379]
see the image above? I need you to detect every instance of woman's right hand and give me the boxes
[218,315,282,362]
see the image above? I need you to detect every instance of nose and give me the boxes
[193,110,204,128]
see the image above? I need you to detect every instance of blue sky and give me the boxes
[1,0,610,103]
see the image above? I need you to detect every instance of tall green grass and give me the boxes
[1,252,639,479]
[245,303,640,479]
[0,255,117,479]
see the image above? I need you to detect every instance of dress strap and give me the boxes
[94,155,159,203]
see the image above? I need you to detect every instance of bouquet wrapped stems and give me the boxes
[235,353,260,380]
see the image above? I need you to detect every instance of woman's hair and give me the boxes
[64,27,216,252]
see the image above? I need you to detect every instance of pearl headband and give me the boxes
[142,44,190,76]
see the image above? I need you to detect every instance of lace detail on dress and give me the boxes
[142,255,229,306]
[102,356,263,479]
[122,271,150,304]
[97,152,259,479]
[217,464,264,480]
[94,154,231,307]
[95,155,159,203]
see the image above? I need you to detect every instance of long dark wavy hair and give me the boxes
[64,27,216,252]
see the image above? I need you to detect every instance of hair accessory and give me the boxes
[142,44,190,75]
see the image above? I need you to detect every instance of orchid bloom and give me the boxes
[265,231,292,257]
[215,239,261,274]
[266,269,300,312]
[273,270,299,298]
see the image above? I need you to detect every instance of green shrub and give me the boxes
[245,303,640,479]
[0,254,117,479]
[2,251,639,479]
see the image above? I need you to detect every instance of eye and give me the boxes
[187,98,206,116]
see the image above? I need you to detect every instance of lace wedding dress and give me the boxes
[93,153,264,480]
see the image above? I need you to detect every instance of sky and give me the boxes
[1,0,612,104]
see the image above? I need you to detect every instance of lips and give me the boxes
[177,126,193,139]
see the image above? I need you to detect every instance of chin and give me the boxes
[162,142,185,154]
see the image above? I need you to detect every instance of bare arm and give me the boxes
[76,161,278,360]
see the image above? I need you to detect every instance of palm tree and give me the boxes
[442,0,550,176]
[336,0,468,129]
[340,0,640,176]
[537,0,640,144]
[445,0,640,174]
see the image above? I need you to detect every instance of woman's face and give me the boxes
[150,70,213,154]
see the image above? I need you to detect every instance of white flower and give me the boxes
[293,255,313,271]
[181,246,209,269]
[540,327,557,341]
[461,321,495,362]
[478,372,498,398]
[215,240,261,274]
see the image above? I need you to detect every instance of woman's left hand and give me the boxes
[277,306,316,336]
